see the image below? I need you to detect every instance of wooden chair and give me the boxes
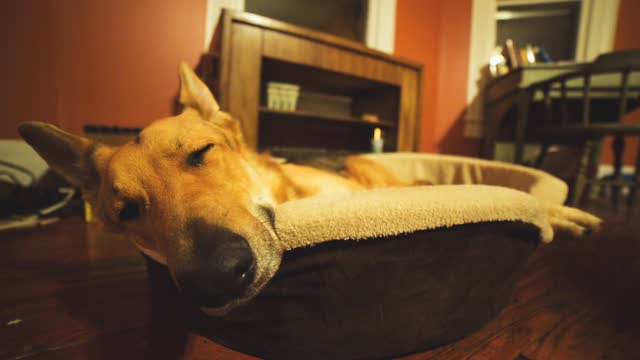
[515,50,640,207]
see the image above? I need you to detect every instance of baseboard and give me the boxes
[493,142,541,164]
[597,164,635,178]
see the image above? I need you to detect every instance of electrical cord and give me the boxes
[0,188,76,232]
[38,188,75,215]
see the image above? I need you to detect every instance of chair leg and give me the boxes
[627,139,640,207]
[571,140,593,207]
[586,138,604,201]
[611,135,625,208]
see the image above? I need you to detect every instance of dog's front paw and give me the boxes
[546,204,603,238]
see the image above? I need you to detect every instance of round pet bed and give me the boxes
[145,153,589,359]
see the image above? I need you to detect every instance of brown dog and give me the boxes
[19,63,600,315]
[17,63,411,314]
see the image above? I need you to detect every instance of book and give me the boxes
[520,48,529,65]
[505,39,520,69]
[536,47,553,63]
[525,44,536,64]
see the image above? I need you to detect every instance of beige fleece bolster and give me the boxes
[363,153,568,205]
[275,185,554,251]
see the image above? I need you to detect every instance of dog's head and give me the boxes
[19,63,282,315]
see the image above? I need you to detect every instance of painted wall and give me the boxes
[1,0,206,138]
[394,0,441,153]
[394,0,478,156]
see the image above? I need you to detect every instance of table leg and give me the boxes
[482,122,497,160]
[628,138,640,207]
[514,92,530,164]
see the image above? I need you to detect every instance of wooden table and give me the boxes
[2,201,639,359]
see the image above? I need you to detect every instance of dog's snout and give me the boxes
[176,223,256,307]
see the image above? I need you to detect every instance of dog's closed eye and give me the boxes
[118,201,140,222]
[187,144,215,167]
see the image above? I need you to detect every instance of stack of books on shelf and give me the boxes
[489,39,553,77]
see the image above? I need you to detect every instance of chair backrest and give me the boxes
[528,50,640,127]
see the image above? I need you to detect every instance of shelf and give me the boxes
[259,107,396,128]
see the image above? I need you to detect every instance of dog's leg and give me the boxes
[546,204,602,238]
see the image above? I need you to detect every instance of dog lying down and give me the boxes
[19,63,601,315]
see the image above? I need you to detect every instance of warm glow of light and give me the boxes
[489,53,505,67]
[373,128,382,140]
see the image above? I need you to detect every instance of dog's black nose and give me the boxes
[176,225,255,308]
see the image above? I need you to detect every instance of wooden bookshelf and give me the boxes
[201,9,422,152]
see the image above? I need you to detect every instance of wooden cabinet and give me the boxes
[203,10,422,152]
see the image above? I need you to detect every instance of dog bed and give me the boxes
[145,153,568,359]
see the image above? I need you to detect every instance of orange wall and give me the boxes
[395,0,478,156]
[394,0,441,153]
[602,0,640,166]
[1,0,206,138]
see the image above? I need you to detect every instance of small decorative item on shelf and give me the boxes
[267,82,300,111]
[371,127,384,153]
[497,39,553,76]
[361,113,380,123]
[297,90,352,117]
[489,46,509,77]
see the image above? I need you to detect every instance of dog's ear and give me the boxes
[178,62,219,119]
[178,62,247,149]
[18,121,99,190]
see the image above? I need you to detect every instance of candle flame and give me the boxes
[373,128,382,140]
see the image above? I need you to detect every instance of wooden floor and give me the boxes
[1,200,639,359]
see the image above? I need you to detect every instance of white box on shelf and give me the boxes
[267,82,300,111]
